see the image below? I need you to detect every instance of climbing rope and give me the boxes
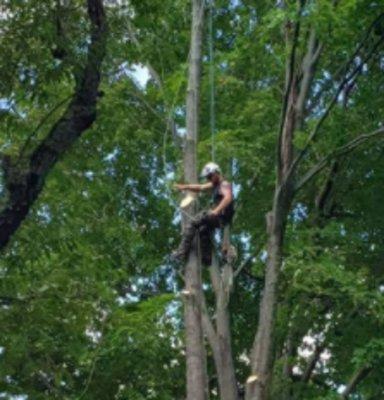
[208,0,216,163]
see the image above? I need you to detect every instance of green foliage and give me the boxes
[1,0,384,398]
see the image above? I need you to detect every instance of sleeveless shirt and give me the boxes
[212,180,235,223]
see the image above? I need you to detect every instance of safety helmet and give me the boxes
[200,162,221,178]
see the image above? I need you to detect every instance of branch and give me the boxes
[340,365,372,399]
[18,94,73,159]
[288,36,384,181]
[234,243,264,279]
[0,0,107,251]
[295,28,323,126]
[295,126,384,192]
[277,0,305,175]
[314,160,339,217]
[308,12,384,113]
[301,343,325,383]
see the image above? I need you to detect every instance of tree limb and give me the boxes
[288,36,384,182]
[295,28,323,126]
[301,343,325,383]
[0,0,107,251]
[277,0,305,176]
[308,12,384,114]
[340,365,372,399]
[295,126,384,192]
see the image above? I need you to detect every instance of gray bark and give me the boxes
[202,247,238,400]
[183,1,207,400]
[245,4,303,397]
[245,194,290,400]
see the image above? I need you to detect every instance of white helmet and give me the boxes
[200,162,221,178]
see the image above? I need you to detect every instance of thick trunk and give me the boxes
[183,1,207,400]
[0,0,107,251]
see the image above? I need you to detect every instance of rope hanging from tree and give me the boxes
[208,0,216,163]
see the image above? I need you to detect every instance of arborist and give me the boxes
[172,162,235,266]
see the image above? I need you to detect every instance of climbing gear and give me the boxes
[200,162,221,179]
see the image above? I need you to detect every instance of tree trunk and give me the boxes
[245,197,287,400]
[215,276,239,400]
[205,252,238,400]
[183,1,207,400]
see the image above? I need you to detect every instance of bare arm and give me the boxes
[174,182,213,192]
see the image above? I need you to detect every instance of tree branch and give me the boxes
[288,36,384,182]
[295,126,384,192]
[295,28,323,126]
[277,0,305,176]
[234,243,264,279]
[0,0,107,251]
[308,12,384,114]
[301,343,325,383]
[340,365,372,399]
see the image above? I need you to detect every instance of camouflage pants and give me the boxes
[176,211,222,266]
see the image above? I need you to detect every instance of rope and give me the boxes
[208,0,216,162]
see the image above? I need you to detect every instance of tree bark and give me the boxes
[183,1,207,400]
[0,0,107,251]
[245,189,291,400]
[202,247,239,400]
[246,4,302,396]
[213,265,239,400]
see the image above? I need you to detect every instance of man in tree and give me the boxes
[172,162,235,265]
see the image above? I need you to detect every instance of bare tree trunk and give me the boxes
[246,61,297,400]
[183,1,207,400]
[202,246,239,400]
[214,268,239,400]
[245,191,290,400]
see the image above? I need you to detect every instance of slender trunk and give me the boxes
[183,1,207,400]
[211,257,238,400]
[201,228,238,400]
[215,285,239,400]
[245,201,285,400]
